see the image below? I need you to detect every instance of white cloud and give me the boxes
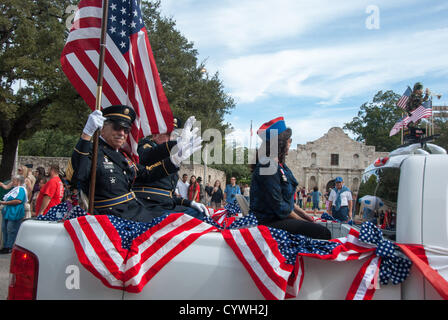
[219,27,448,104]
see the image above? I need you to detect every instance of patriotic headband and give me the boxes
[257,117,287,141]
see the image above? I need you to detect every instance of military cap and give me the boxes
[257,116,287,141]
[102,105,136,128]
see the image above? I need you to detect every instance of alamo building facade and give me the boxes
[286,127,389,194]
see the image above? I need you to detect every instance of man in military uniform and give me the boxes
[133,117,209,219]
[70,105,202,223]
[406,82,430,116]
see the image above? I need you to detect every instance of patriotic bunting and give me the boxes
[38,203,448,300]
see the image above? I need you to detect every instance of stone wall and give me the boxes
[286,127,389,193]
[2,156,225,186]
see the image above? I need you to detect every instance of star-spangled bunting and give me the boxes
[61,0,173,160]
[35,202,443,300]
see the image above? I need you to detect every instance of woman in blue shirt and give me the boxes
[250,117,331,240]
[0,175,27,254]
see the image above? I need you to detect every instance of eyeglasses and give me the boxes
[111,123,130,134]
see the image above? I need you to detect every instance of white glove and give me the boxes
[83,110,106,137]
[170,135,202,167]
[191,201,209,216]
[177,116,199,146]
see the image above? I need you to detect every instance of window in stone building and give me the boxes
[331,154,339,166]
[311,153,317,166]
[353,154,360,168]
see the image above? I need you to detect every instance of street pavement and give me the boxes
[0,252,11,300]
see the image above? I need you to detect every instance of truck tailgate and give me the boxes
[14,219,124,300]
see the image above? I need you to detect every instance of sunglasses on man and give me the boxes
[111,122,130,134]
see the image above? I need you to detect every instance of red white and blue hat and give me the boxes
[257,117,287,141]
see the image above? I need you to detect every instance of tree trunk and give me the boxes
[0,133,19,181]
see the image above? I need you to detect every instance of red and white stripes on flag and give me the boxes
[61,0,173,160]
[222,226,304,300]
[408,105,432,124]
[397,244,448,300]
[222,226,380,300]
[64,213,216,293]
[389,117,409,137]
[397,86,412,110]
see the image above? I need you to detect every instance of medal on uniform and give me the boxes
[279,167,287,182]
[103,156,114,170]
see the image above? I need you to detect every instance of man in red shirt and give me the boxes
[36,164,64,216]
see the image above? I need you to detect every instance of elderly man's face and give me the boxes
[101,121,129,150]
[336,181,343,189]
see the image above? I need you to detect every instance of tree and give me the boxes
[1,0,235,179]
[344,90,403,152]
[433,112,448,151]
[0,0,86,180]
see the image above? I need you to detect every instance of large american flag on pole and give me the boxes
[397,86,412,110]
[61,0,173,159]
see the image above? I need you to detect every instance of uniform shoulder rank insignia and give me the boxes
[143,143,152,149]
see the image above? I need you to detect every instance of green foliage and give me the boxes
[433,113,448,151]
[344,90,404,152]
[19,129,79,157]
[0,0,235,180]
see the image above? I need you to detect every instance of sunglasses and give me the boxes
[111,122,130,134]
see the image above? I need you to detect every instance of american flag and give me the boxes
[61,0,173,159]
[408,99,433,124]
[389,115,410,137]
[223,221,412,300]
[397,243,448,300]
[397,86,412,110]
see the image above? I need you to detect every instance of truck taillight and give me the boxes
[8,245,39,300]
[374,157,389,167]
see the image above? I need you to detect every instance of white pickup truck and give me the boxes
[5,142,448,300]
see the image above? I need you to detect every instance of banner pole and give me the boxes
[88,0,109,213]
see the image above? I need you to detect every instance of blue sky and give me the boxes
[158,0,448,148]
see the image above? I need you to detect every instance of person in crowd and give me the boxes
[31,177,47,217]
[328,177,353,223]
[306,189,312,209]
[175,174,189,199]
[249,117,331,240]
[243,183,250,202]
[31,167,46,204]
[205,182,213,206]
[197,177,206,205]
[0,175,27,254]
[69,105,201,223]
[188,175,200,203]
[224,177,241,205]
[133,117,208,219]
[311,186,322,214]
[210,180,224,209]
[297,187,303,208]
[35,164,64,216]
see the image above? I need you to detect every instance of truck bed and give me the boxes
[14,219,401,300]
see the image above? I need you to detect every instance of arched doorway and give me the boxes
[326,179,336,192]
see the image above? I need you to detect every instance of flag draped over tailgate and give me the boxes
[61,0,173,159]
[39,203,448,300]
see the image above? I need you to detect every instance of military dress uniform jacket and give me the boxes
[249,161,298,224]
[133,138,192,213]
[71,137,178,222]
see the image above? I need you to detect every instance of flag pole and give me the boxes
[88,0,109,213]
